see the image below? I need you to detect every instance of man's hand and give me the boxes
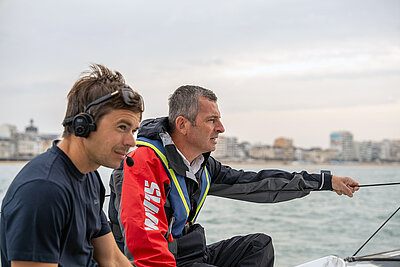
[331,176,359,197]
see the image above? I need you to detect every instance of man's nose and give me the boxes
[216,120,225,134]
[125,133,136,148]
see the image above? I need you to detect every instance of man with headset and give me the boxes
[1,64,143,266]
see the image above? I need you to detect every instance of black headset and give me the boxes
[62,113,96,138]
[62,90,123,138]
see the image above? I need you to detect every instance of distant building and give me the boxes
[273,137,294,161]
[17,133,43,158]
[379,139,400,162]
[25,119,38,134]
[394,140,400,161]
[212,135,243,161]
[295,147,336,163]
[212,135,228,159]
[248,144,274,160]
[237,141,251,158]
[273,137,293,148]
[330,131,355,161]
[355,141,382,162]
[0,124,18,159]
[0,119,59,160]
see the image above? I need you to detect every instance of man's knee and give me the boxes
[247,233,273,248]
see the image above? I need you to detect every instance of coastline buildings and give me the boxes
[0,120,59,161]
[1,120,399,164]
[355,139,400,163]
[213,131,400,164]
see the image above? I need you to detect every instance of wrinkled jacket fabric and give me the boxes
[112,117,333,267]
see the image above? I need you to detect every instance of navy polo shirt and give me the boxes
[1,141,111,266]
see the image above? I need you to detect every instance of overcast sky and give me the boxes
[0,0,399,148]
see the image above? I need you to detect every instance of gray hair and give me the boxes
[168,85,217,132]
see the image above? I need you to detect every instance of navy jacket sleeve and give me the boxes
[2,180,69,263]
[206,156,332,203]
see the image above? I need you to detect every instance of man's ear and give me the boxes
[175,116,189,135]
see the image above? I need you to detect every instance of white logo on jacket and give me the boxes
[143,180,161,230]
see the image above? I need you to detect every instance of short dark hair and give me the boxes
[168,85,217,132]
[62,64,144,137]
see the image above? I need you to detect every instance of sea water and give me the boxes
[0,163,399,267]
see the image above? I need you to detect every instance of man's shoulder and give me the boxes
[1,177,69,218]
[126,146,170,183]
[205,155,220,169]
[18,149,70,182]
[2,150,72,209]
[132,144,163,162]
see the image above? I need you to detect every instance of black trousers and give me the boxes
[180,233,274,267]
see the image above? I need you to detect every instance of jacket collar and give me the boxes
[138,117,211,181]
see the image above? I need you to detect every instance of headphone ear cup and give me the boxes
[72,113,96,138]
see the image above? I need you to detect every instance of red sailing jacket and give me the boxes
[120,146,176,267]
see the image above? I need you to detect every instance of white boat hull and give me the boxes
[295,249,400,267]
[294,256,345,267]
